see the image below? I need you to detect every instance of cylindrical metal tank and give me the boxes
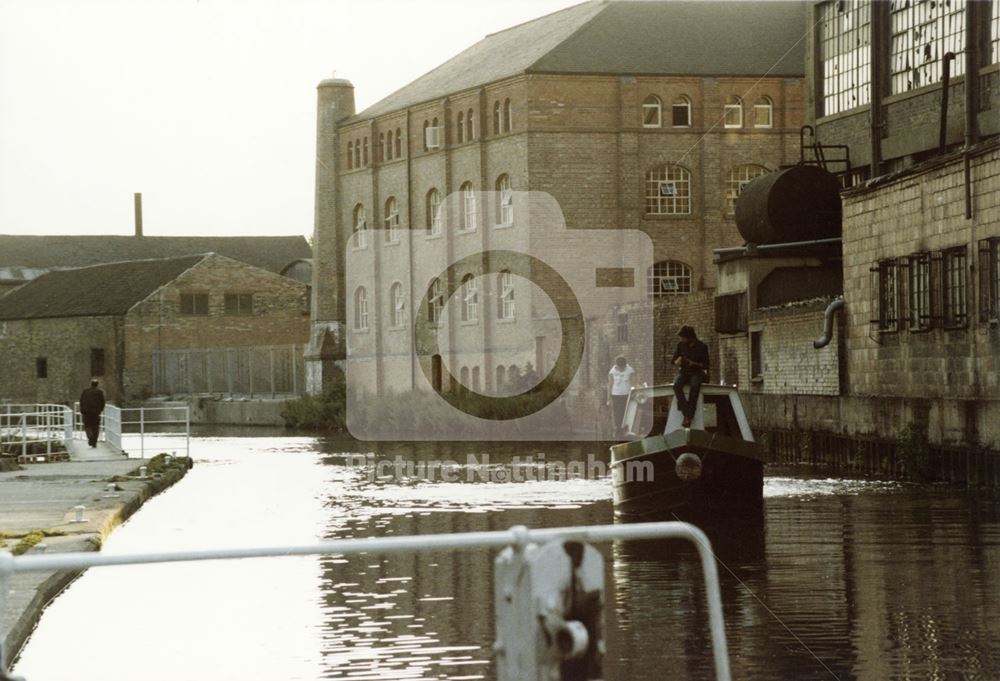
[734,165,842,245]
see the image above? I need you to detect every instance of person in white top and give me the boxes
[607,355,636,438]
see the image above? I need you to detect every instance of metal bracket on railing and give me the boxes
[0,522,730,681]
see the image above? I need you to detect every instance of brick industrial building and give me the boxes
[715,0,1000,482]
[0,254,310,404]
[306,0,808,430]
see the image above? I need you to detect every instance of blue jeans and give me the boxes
[673,371,704,419]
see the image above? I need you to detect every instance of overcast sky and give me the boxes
[0,0,581,238]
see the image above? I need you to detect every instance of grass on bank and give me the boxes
[0,529,68,555]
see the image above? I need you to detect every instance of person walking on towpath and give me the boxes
[607,355,636,438]
[79,379,106,448]
[671,325,709,428]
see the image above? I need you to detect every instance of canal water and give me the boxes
[12,434,1000,680]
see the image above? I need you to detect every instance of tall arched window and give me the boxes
[495,174,513,226]
[354,139,361,168]
[753,96,773,128]
[427,277,444,323]
[389,281,405,327]
[385,130,392,161]
[461,273,478,322]
[460,182,477,232]
[459,366,470,388]
[503,99,512,132]
[724,96,743,128]
[466,108,474,140]
[493,101,501,135]
[378,132,386,162]
[647,261,693,298]
[347,141,354,170]
[671,96,691,127]
[498,269,515,319]
[495,365,506,392]
[642,95,662,127]
[362,136,369,165]
[645,164,691,215]
[384,196,400,243]
[457,111,465,143]
[426,188,442,236]
[422,120,429,151]
[394,128,402,158]
[353,287,369,330]
[352,204,368,249]
[472,366,481,392]
[726,164,770,215]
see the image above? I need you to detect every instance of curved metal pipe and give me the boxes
[813,296,845,349]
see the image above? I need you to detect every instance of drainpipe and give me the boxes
[963,0,980,220]
[813,296,845,349]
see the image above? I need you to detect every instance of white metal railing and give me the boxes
[0,522,730,681]
[73,404,190,459]
[0,404,69,460]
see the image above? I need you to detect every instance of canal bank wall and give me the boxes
[1,455,190,666]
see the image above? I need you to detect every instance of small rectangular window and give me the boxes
[750,332,762,380]
[180,293,209,315]
[224,293,254,315]
[90,348,106,377]
[36,357,48,379]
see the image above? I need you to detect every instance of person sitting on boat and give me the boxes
[606,355,636,438]
[671,326,709,428]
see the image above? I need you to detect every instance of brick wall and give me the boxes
[749,302,840,397]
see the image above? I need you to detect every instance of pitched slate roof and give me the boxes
[0,235,311,274]
[351,0,806,121]
[0,255,205,320]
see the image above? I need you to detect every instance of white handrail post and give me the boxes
[20,414,26,459]
[185,406,190,459]
[140,407,145,459]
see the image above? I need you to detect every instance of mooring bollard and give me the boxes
[494,529,605,681]
[139,466,148,478]
[71,505,87,523]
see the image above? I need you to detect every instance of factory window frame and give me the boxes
[224,293,254,316]
[498,269,515,320]
[889,0,966,95]
[90,348,106,377]
[460,182,477,232]
[496,174,513,227]
[908,253,932,330]
[426,189,443,237]
[979,238,1000,322]
[180,293,209,316]
[384,197,400,244]
[819,0,872,116]
[873,259,899,332]
[753,96,773,128]
[352,204,368,250]
[725,164,769,216]
[647,260,692,298]
[427,277,444,324]
[723,96,743,128]
[353,287,369,331]
[390,281,406,328]
[642,95,662,128]
[457,112,465,143]
[645,164,691,215]
[503,99,512,132]
[942,246,968,328]
[671,95,691,127]
[395,128,402,158]
[461,274,479,323]
[36,357,48,379]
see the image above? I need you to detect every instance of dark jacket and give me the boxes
[671,339,710,375]
[79,387,106,415]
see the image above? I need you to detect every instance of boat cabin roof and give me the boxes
[622,383,754,441]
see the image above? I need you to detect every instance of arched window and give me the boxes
[645,164,691,215]
[394,128,402,158]
[495,174,513,226]
[378,132,386,162]
[362,136,369,165]
[753,96,773,128]
[347,141,354,170]
[390,281,405,327]
[352,204,368,249]
[466,108,474,140]
[426,188,442,236]
[647,261,692,298]
[354,139,361,168]
[472,366,481,392]
[642,95,662,128]
[724,96,743,128]
[671,95,691,127]
[461,273,478,322]
[503,99,512,132]
[384,196,400,243]
[353,287,369,330]
[495,365,506,392]
[457,111,465,143]
[493,101,501,135]
[385,130,392,161]
[459,366,470,388]
[498,269,515,319]
[460,182,477,232]
[422,120,429,151]
[427,277,444,323]
[726,164,770,215]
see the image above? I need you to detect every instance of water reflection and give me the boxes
[11,439,1000,681]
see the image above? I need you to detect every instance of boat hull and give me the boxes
[610,429,764,519]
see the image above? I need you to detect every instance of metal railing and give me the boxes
[72,404,190,459]
[0,522,730,681]
[0,405,69,460]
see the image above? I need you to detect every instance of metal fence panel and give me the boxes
[151,345,305,397]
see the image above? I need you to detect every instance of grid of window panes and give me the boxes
[993,0,1000,65]
[427,190,442,236]
[354,288,368,330]
[908,254,931,329]
[726,165,769,215]
[462,184,477,231]
[224,293,253,315]
[943,247,967,326]
[497,175,513,226]
[384,198,400,242]
[819,0,872,115]
[461,275,478,322]
[878,260,898,331]
[391,283,405,327]
[353,205,367,248]
[180,293,209,315]
[642,96,661,127]
[645,165,691,214]
[499,270,515,319]
[647,261,692,298]
[427,278,443,323]
[890,0,966,94]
